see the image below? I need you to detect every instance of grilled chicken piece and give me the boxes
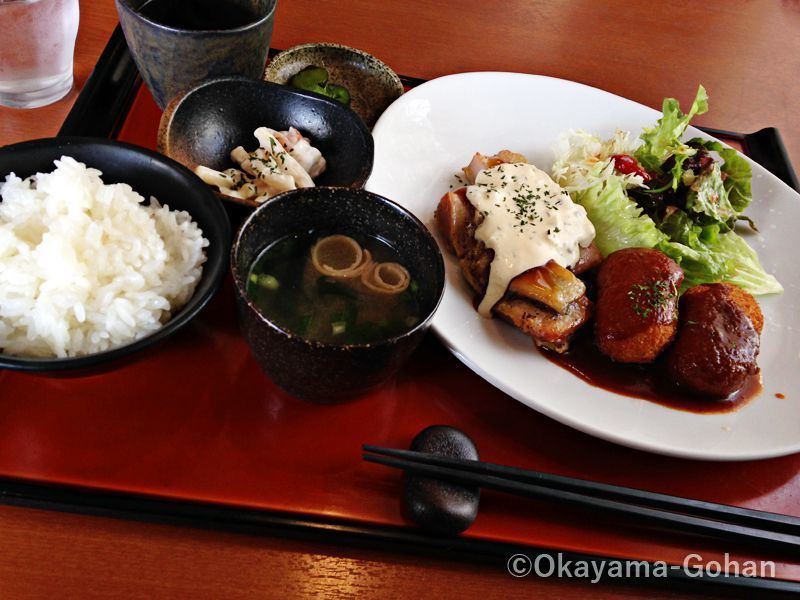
[495,295,593,353]
[571,241,602,275]
[435,186,595,352]
[436,187,600,279]
[459,236,493,296]
[435,187,475,258]
[462,150,529,184]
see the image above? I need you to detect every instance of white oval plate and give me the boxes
[366,72,800,461]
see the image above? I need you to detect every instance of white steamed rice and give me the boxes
[0,156,209,358]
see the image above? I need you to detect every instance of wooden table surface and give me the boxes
[1,1,797,598]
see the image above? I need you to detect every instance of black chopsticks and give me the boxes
[362,445,800,553]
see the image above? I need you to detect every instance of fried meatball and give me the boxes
[594,248,683,363]
[719,282,763,334]
[666,284,760,398]
[674,283,763,334]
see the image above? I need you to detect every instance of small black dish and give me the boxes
[0,138,231,375]
[158,77,375,208]
[231,187,445,402]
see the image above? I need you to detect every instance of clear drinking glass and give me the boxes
[0,0,80,109]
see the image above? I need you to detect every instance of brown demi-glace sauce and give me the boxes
[540,331,762,414]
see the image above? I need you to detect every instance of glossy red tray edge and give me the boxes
[1,82,798,584]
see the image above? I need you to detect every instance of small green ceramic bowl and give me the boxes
[264,43,404,127]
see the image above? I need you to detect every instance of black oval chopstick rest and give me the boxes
[403,425,480,535]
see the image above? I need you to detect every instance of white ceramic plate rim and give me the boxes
[367,72,800,461]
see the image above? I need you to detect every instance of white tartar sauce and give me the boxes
[466,163,595,316]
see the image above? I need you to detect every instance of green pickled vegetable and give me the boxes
[290,65,328,89]
[289,65,351,106]
[325,84,350,105]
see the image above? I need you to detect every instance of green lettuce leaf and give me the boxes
[657,233,781,295]
[656,209,725,287]
[634,86,709,188]
[684,163,736,226]
[709,231,783,294]
[654,208,779,294]
[687,138,752,213]
[657,240,727,289]
[571,175,666,256]
[657,208,700,246]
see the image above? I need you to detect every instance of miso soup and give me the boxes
[246,232,421,344]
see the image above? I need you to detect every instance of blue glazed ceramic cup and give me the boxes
[116,0,277,109]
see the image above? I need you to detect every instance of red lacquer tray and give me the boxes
[3,34,799,590]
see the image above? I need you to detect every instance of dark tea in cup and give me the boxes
[137,0,259,31]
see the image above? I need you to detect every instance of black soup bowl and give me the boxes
[231,187,445,402]
[0,138,231,374]
[158,77,374,208]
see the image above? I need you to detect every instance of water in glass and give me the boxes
[0,0,80,108]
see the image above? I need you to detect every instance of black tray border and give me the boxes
[59,26,141,139]
[0,25,791,597]
[2,477,799,597]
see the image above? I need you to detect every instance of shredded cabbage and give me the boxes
[552,129,646,192]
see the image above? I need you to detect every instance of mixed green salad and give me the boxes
[552,86,782,295]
